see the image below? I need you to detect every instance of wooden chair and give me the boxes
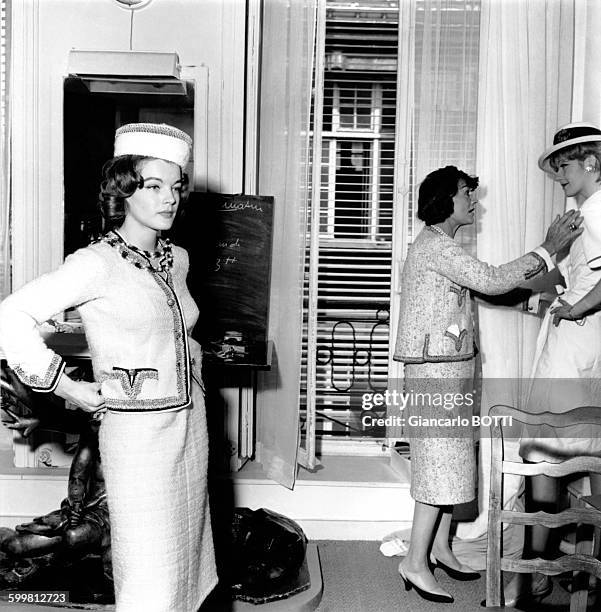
[485,405,601,610]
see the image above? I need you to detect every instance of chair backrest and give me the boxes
[489,404,601,430]
[485,404,601,609]
[488,404,601,478]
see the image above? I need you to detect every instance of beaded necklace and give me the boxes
[428,224,451,238]
[127,239,174,272]
[101,230,174,274]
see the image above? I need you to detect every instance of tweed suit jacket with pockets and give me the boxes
[393,226,550,364]
[0,231,201,413]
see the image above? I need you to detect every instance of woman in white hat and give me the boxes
[0,123,217,611]
[504,122,601,606]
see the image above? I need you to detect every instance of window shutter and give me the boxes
[301,1,400,442]
[300,0,481,450]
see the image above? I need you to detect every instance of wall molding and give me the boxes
[11,0,64,289]
[244,0,262,195]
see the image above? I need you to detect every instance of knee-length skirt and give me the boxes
[404,360,476,505]
[520,306,601,463]
[99,380,217,612]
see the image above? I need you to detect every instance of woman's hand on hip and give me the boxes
[54,374,106,415]
[550,297,576,326]
[542,210,583,255]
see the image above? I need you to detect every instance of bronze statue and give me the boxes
[0,364,112,593]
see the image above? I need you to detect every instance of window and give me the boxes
[300,0,481,458]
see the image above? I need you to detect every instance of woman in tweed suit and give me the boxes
[394,165,581,603]
[0,124,217,611]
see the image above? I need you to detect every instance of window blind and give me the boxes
[301,1,399,442]
[301,0,481,447]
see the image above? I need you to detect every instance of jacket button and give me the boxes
[167,298,175,306]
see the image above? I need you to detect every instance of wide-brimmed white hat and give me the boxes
[538,122,601,172]
[114,122,192,168]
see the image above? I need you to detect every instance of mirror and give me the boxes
[63,75,195,257]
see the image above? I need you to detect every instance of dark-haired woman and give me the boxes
[393,165,581,604]
[0,123,217,611]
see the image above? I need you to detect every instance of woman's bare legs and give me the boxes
[431,509,478,571]
[504,473,559,602]
[399,501,452,597]
[529,473,561,556]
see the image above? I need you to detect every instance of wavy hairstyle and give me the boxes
[98,155,188,228]
[549,142,601,181]
[417,165,479,225]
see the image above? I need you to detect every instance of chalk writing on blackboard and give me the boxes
[217,238,240,248]
[215,257,238,271]
[174,193,274,362]
[221,201,264,213]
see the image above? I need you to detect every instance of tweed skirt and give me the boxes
[99,380,217,612]
[404,360,476,505]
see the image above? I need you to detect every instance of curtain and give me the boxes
[0,0,9,301]
[453,0,574,567]
[387,0,481,438]
[412,0,481,252]
[572,0,601,124]
[255,0,316,488]
[0,0,11,454]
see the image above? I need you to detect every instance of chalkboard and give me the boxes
[174,193,274,362]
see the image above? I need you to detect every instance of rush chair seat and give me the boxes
[485,405,601,610]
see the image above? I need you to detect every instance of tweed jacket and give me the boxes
[0,231,201,413]
[393,226,551,364]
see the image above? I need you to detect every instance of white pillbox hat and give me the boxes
[114,122,192,168]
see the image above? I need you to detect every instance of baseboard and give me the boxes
[1,454,414,541]
[294,519,411,541]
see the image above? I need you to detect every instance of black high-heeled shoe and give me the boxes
[430,555,481,581]
[398,566,454,604]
